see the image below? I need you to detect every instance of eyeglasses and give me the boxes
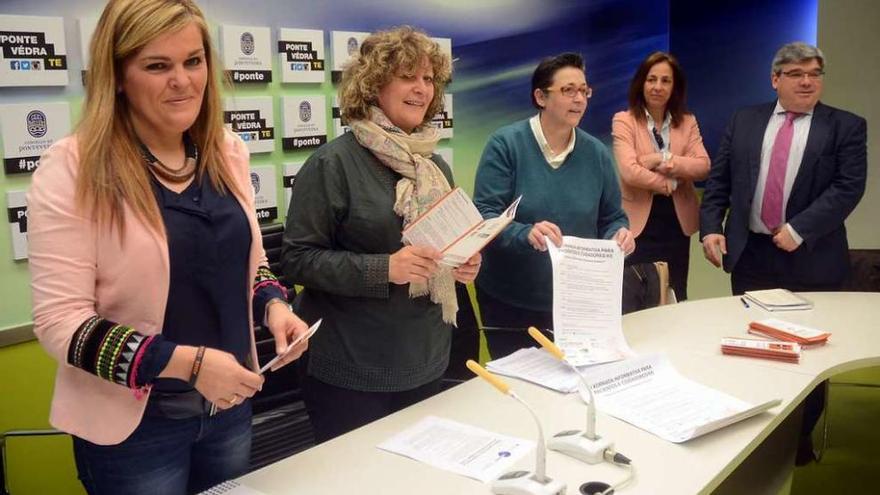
[780,70,825,81]
[652,126,664,150]
[545,86,593,99]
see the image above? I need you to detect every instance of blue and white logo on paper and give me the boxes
[250,171,261,194]
[346,37,359,56]
[26,110,48,138]
[299,101,312,122]
[21,60,31,71]
[240,32,255,56]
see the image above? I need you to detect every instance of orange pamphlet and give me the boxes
[721,337,801,363]
[748,318,830,346]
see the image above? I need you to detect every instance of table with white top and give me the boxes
[236,292,880,495]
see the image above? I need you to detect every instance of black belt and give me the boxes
[146,389,216,419]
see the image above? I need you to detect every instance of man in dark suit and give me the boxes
[700,42,867,465]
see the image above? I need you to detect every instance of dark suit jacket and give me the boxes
[700,101,867,286]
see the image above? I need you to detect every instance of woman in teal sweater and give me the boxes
[473,52,633,359]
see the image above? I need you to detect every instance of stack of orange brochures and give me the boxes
[747,318,831,347]
[721,337,801,363]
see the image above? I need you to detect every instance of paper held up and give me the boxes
[401,187,521,267]
[547,236,634,367]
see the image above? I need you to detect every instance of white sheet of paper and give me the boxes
[546,236,632,366]
[486,347,580,393]
[259,318,322,374]
[377,415,534,483]
[578,354,781,443]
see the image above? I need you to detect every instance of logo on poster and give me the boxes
[299,101,312,122]
[240,32,255,56]
[250,171,261,194]
[26,110,48,138]
[346,37,359,56]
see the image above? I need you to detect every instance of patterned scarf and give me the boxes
[349,106,458,324]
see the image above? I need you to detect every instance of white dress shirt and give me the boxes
[529,114,576,169]
[749,101,813,245]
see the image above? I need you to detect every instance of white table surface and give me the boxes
[238,293,880,495]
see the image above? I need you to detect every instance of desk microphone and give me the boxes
[527,327,613,464]
[466,360,566,495]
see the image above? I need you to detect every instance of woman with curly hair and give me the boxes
[281,26,481,442]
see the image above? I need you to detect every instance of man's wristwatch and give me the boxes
[662,150,672,162]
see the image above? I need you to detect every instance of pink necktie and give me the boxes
[761,111,799,231]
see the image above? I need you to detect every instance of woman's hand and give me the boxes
[160,346,264,411]
[614,227,636,256]
[389,245,443,285]
[452,253,481,283]
[655,155,676,176]
[528,221,563,251]
[265,303,310,372]
[637,152,663,170]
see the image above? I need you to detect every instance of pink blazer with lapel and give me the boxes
[28,131,265,445]
[611,110,710,237]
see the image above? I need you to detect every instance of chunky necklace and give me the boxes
[139,134,199,184]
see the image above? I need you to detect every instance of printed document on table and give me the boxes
[402,187,520,267]
[578,354,781,443]
[486,347,581,393]
[377,415,534,483]
[547,236,633,366]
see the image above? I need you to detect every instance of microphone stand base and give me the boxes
[491,471,566,495]
[548,430,613,464]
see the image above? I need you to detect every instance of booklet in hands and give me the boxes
[401,187,521,267]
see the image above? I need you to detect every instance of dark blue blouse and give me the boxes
[146,176,253,391]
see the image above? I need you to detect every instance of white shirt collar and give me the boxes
[529,114,576,169]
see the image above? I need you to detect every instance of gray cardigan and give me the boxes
[281,131,455,392]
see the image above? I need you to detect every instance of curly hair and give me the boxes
[339,26,451,128]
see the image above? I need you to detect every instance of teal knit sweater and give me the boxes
[473,119,629,312]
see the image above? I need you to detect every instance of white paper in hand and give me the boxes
[259,318,322,374]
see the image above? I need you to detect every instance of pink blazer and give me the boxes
[611,111,710,237]
[28,131,265,445]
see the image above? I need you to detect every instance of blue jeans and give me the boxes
[73,399,252,495]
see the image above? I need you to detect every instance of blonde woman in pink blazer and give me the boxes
[27,1,309,493]
[612,52,710,300]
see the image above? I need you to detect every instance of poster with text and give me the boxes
[0,15,68,87]
[282,95,327,151]
[329,30,368,83]
[282,162,304,214]
[1,101,71,175]
[430,94,453,140]
[6,190,27,260]
[250,165,278,223]
[223,96,275,154]
[278,28,325,84]
[220,24,272,83]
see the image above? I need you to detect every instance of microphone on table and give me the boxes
[527,327,613,464]
[466,360,566,495]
